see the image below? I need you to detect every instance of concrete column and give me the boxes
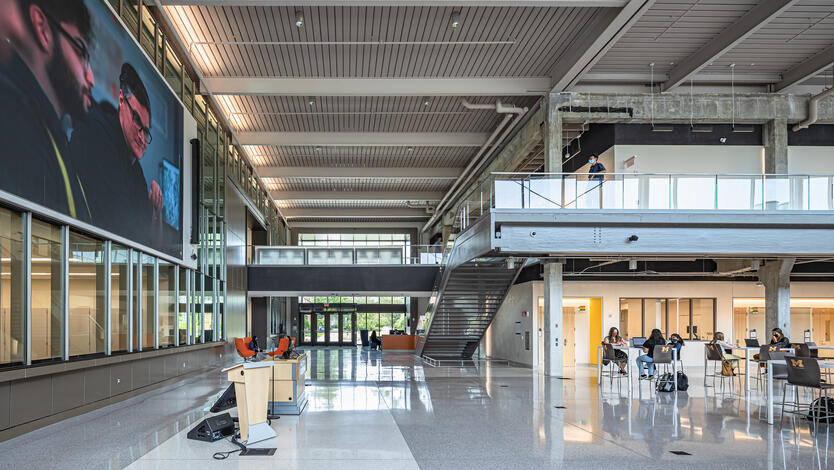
[763,118,788,174]
[544,93,563,173]
[543,262,564,377]
[758,258,795,336]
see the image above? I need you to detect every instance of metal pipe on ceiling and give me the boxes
[794,86,834,131]
[421,100,527,233]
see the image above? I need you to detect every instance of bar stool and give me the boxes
[601,343,629,392]
[758,351,789,421]
[755,344,782,393]
[705,343,737,394]
[651,345,674,393]
[781,356,834,438]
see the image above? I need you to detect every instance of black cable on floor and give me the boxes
[213,434,247,460]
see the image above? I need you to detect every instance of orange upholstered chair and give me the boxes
[268,337,296,357]
[234,337,256,360]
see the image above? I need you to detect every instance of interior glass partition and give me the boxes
[0,207,24,366]
[158,261,176,347]
[131,250,140,350]
[733,298,834,348]
[111,244,129,353]
[141,254,154,349]
[30,219,62,362]
[68,232,105,357]
[177,268,188,344]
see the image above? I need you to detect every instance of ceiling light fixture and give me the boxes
[407,146,414,152]
[295,9,304,28]
[422,97,431,107]
[315,146,322,152]
[449,11,461,30]
[308,96,316,106]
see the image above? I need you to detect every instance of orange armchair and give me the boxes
[268,337,296,358]
[234,337,256,360]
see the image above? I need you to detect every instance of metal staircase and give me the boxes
[417,241,525,359]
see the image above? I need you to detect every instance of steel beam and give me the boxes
[550,0,655,92]
[662,0,799,91]
[774,44,834,91]
[154,1,628,6]
[271,190,445,201]
[238,132,489,147]
[581,72,782,84]
[256,166,461,178]
[204,77,551,96]
[281,208,430,218]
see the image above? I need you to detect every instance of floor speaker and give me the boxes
[187,413,235,442]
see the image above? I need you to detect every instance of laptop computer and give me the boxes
[744,338,760,348]
[630,337,646,348]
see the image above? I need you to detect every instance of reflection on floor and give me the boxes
[3,347,834,469]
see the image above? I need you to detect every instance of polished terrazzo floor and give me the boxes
[2,347,834,469]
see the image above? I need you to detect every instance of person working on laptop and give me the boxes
[635,329,665,379]
[770,328,790,348]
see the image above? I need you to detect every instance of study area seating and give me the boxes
[781,357,834,435]
[234,337,256,360]
[600,343,628,391]
[704,343,738,394]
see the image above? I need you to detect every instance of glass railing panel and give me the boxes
[527,177,562,208]
[378,248,403,264]
[717,175,756,210]
[563,175,578,209]
[675,176,715,209]
[355,248,377,264]
[623,175,640,209]
[494,179,522,208]
[764,175,791,210]
[307,249,330,265]
[647,176,671,209]
[601,176,623,209]
[330,248,354,264]
[809,176,833,211]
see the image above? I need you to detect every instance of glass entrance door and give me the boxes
[315,314,326,344]
[328,314,339,344]
[341,313,355,345]
[302,313,312,344]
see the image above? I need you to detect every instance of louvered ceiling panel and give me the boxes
[244,145,475,168]
[702,1,834,76]
[263,177,453,192]
[218,95,537,133]
[277,200,420,209]
[288,217,428,223]
[164,5,601,77]
[590,0,761,76]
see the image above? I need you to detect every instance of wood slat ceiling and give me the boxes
[165,5,601,77]
[244,145,475,168]
[218,95,538,133]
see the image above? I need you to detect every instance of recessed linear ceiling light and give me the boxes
[690,125,713,133]
[449,11,461,31]
[651,124,674,132]
[295,9,304,28]
[732,125,755,133]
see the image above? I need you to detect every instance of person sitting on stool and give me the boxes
[370,331,382,350]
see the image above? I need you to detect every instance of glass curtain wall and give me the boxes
[141,254,154,349]
[111,244,129,353]
[68,232,105,357]
[131,250,140,350]
[0,207,24,366]
[31,219,62,362]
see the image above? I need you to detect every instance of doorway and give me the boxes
[563,307,575,367]
[301,311,356,346]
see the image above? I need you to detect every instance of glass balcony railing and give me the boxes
[252,245,445,266]
[452,173,834,232]
[490,173,834,211]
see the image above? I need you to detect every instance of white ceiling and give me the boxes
[160,0,834,224]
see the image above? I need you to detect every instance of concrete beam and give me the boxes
[281,208,430,218]
[272,190,445,200]
[154,1,629,6]
[256,166,461,178]
[774,44,834,91]
[554,92,834,124]
[581,72,782,84]
[289,221,425,229]
[204,77,551,96]
[550,0,655,92]
[238,132,489,147]
[662,0,799,91]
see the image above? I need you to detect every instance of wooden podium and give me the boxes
[269,353,309,415]
[222,361,276,444]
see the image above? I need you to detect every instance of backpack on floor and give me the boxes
[675,371,689,391]
[656,373,675,392]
